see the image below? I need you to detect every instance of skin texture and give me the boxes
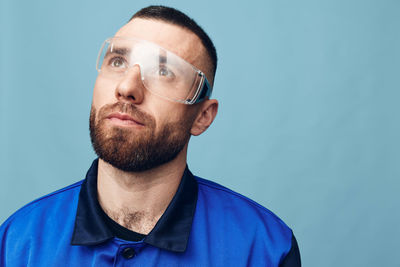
[92,18,218,234]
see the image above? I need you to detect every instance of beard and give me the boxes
[89,102,193,172]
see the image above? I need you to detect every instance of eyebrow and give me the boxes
[105,46,173,67]
[107,47,130,56]
[159,49,167,64]
[159,55,167,64]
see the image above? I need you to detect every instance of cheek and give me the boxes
[151,99,182,120]
[92,77,117,110]
[152,103,193,132]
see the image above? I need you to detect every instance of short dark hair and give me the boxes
[130,5,217,80]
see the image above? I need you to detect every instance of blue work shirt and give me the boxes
[0,159,300,266]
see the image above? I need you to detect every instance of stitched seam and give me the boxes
[195,177,286,223]
[3,181,83,224]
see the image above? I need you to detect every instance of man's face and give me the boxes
[90,18,211,172]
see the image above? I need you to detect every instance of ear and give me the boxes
[190,99,219,136]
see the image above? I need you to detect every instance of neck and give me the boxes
[97,144,188,235]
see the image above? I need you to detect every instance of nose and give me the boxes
[115,65,145,104]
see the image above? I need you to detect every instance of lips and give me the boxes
[106,112,144,126]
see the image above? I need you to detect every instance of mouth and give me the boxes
[106,112,145,127]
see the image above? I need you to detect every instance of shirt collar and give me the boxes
[71,159,198,252]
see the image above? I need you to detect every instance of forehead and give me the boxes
[114,18,206,72]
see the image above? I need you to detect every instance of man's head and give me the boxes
[130,5,217,83]
[89,6,218,172]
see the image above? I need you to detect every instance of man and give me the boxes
[0,5,300,266]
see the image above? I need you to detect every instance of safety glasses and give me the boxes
[96,37,212,104]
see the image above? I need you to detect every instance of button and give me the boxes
[122,247,136,259]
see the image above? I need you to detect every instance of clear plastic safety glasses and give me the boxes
[96,37,213,104]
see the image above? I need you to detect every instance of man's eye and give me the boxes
[158,66,175,78]
[109,57,127,68]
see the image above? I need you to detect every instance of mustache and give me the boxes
[98,102,155,126]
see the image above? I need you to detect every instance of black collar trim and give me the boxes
[71,159,198,252]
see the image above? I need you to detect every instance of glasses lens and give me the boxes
[97,39,132,76]
[96,37,210,104]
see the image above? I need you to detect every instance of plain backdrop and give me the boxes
[1,0,399,266]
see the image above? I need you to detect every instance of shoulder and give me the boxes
[193,176,296,264]
[196,177,289,228]
[195,176,293,240]
[0,181,84,265]
[0,181,83,236]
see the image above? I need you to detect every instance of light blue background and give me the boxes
[1,0,399,266]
